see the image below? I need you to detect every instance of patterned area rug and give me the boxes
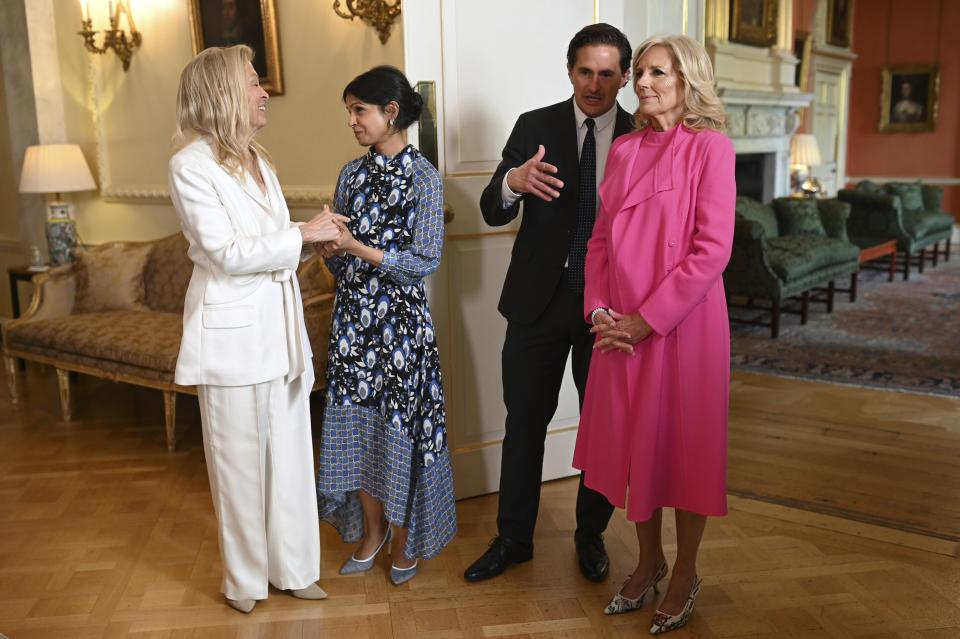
[730,259,960,397]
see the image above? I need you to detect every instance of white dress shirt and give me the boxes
[500,100,619,208]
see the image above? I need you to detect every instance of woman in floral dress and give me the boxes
[316,65,455,585]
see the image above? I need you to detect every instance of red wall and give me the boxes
[846,0,960,216]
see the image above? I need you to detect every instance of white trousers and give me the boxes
[197,372,320,600]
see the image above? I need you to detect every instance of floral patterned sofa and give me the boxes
[2,233,335,451]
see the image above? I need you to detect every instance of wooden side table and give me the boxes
[8,265,48,319]
[847,239,898,302]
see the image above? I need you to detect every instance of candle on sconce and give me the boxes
[108,0,114,20]
[79,0,89,22]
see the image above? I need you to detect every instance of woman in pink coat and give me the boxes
[573,34,735,635]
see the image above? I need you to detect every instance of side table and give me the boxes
[847,238,898,302]
[8,265,48,319]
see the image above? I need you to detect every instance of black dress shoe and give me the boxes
[463,536,533,582]
[575,533,609,582]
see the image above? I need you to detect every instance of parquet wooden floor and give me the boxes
[2,366,959,638]
[728,373,960,542]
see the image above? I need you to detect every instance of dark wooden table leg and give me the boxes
[850,271,858,302]
[800,291,809,324]
[827,280,835,312]
[8,270,20,319]
[889,251,897,282]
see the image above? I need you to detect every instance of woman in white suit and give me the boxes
[168,45,343,614]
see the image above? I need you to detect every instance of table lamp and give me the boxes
[790,134,823,198]
[18,144,97,265]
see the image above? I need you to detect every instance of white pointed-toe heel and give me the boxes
[649,576,702,635]
[603,559,668,615]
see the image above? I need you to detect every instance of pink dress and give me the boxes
[573,124,736,522]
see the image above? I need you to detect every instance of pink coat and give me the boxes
[573,124,736,521]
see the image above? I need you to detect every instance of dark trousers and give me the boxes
[496,271,614,544]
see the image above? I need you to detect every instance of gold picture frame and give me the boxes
[826,0,854,48]
[729,0,778,48]
[880,65,939,133]
[794,31,813,92]
[187,0,284,96]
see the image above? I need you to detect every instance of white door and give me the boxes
[402,0,595,499]
[810,48,854,197]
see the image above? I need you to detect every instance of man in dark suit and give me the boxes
[464,23,634,583]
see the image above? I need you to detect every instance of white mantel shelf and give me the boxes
[719,88,815,109]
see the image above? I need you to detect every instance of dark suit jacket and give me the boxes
[480,98,634,325]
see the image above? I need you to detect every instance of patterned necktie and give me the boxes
[568,118,596,291]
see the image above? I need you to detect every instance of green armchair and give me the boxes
[724,196,860,338]
[837,180,953,280]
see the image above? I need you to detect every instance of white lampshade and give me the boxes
[19,144,96,195]
[790,134,822,168]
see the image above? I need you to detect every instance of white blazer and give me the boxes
[169,138,313,387]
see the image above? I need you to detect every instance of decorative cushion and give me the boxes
[902,210,955,239]
[773,198,827,237]
[766,235,859,282]
[735,197,779,239]
[4,311,182,372]
[921,185,944,212]
[144,233,193,312]
[75,243,154,313]
[855,180,883,194]
[884,181,924,210]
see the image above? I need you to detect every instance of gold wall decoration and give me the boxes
[187,0,285,95]
[880,65,939,133]
[77,0,143,71]
[729,0,778,48]
[333,0,402,45]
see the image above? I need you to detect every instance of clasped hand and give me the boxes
[591,309,653,355]
[299,205,348,244]
[298,205,355,257]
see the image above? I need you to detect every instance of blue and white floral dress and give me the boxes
[317,145,456,560]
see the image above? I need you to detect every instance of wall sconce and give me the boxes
[77,0,142,71]
[333,0,402,44]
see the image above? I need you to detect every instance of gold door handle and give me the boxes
[443,204,454,225]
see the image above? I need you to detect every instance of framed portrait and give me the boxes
[793,31,812,92]
[826,0,854,48]
[729,0,778,48]
[187,0,284,95]
[880,65,939,133]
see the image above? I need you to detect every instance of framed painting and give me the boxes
[729,0,778,48]
[880,65,939,133]
[826,0,854,48]
[187,0,284,95]
[793,31,812,92]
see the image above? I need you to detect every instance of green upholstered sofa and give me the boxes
[837,180,953,280]
[724,196,860,338]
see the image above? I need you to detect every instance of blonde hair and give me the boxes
[632,34,726,132]
[172,45,272,176]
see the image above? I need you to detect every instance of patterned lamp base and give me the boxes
[46,216,77,265]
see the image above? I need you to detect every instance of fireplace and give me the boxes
[735,153,776,202]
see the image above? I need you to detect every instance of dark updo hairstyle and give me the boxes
[342,65,424,130]
[566,23,632,74]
